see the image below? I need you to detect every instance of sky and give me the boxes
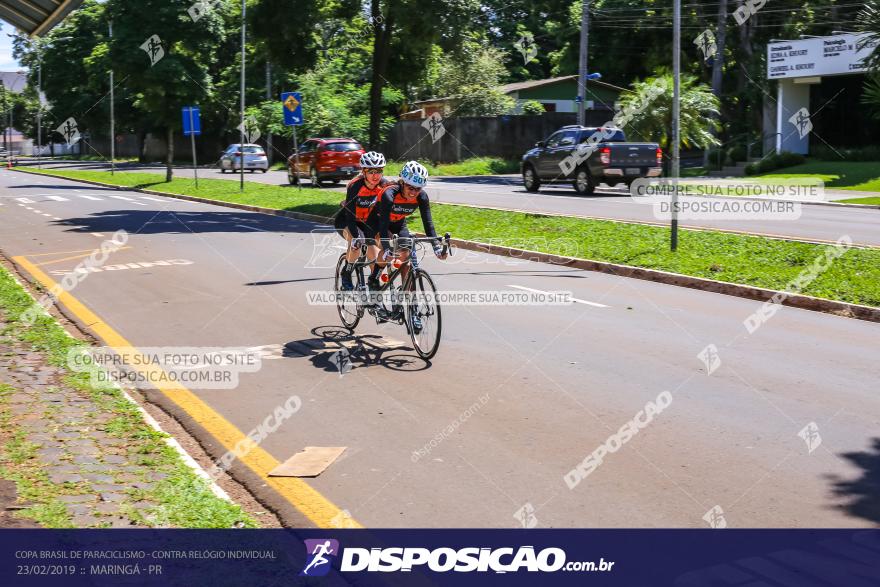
[0,23,23,72]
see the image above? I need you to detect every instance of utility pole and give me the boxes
[37,50,42,168]
[109,20,115,175]
[671,0,681,251]
[577,0,590,126]
[240,0,246,192]
[265,61,272,165]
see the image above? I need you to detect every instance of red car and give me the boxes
[287,138,365,187]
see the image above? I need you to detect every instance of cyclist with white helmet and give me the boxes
[336,151,389,290]
[367,160,447,286]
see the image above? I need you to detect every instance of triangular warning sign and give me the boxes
[284,95,300,112]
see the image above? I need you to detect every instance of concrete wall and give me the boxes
[776,79,811,155]
[382,111,612,162]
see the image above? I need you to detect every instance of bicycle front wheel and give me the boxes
[335,254,361,330]
[405,269,442,360]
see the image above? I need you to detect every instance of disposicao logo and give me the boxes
[300,539,339,577]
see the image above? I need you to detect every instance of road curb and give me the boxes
[445,238,880,323]
[15,168,879,323]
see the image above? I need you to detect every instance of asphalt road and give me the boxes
[2,169,878,528]
[28,160,880,248]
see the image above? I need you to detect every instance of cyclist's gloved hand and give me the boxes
[381,249,394,262]
[433,244,447,259]
[350,237,364,250]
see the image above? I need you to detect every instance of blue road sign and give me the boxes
[281,92,303,126]
[182,106,201,136]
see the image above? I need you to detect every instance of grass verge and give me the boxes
[835,196,880,206]
[750,161,880,192]
[20,167,880,308]
[0,264,257,528]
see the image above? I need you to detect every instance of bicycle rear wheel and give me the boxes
[405,269,442,360]
[335,254,361,329]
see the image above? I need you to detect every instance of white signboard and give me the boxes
[767,33,877,79]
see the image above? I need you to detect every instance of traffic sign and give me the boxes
[182,106,201,136]
[281,92,303,126]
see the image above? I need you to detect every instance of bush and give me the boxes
[727,144,747,163]
[744,151,806,175]
[704,147,725,170]
[520,100,546,115]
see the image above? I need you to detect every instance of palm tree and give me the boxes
[858,0,880,70]
[617,71,720,173]
[858,0,880,118]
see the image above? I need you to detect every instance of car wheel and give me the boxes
[261,169,268,173]
[573,168,595,195]
[288,168,298,185]
[310,166,322,187]
[523,165,541,192]
[219,168,226,174]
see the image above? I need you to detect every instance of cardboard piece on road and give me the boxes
[269,447,347,478]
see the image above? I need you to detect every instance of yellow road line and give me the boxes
[12,255,362,529]
[36,247,133,267]
[24,247,120,258]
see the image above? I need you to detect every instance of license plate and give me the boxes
[625,167,641,175]
[340,167,355,173]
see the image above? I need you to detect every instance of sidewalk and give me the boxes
[0,265,257,528]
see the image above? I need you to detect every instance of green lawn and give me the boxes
[0,263,257,528]
[836,196,880,205]
[750,161,880,193]
[20,167,880,308]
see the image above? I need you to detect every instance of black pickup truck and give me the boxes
[521,125,662,194]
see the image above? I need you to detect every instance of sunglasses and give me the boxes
[363,168,384,175]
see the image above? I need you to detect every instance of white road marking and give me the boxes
[52,217,62,221]
[46,195,69,201]
[90,232,105,237]
[16,197,34,203]
[78,195,103,200]
[42,213,52,217]
[140,196,165,202]
[110,195,147,206]
[507,284,609,308]
[235,224,270,232]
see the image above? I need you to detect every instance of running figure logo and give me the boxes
[56,117,80,146]
[694,29,717,63]
[300,539,339,576]
[788,107,813,139]
[421,112,446,143]
[140,35,165,67]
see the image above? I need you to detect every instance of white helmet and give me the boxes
[400,161,428,188]
[359,151,386,168]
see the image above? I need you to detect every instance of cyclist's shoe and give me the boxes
[411,315,423,334]
[340,271,354,291]
[374,308,389,324]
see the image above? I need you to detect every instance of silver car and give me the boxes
[219,144,268,173]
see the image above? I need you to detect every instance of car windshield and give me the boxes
[323,142,361,152]
[580,129,626,143]
[242,146,264,154]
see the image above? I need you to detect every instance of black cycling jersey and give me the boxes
[341,176,389,238]
[371,184,438,250]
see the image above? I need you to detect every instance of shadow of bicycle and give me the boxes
[283,325,430,372]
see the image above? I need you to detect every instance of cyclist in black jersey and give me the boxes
[368,161,447,288]
[338,151,388,290]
